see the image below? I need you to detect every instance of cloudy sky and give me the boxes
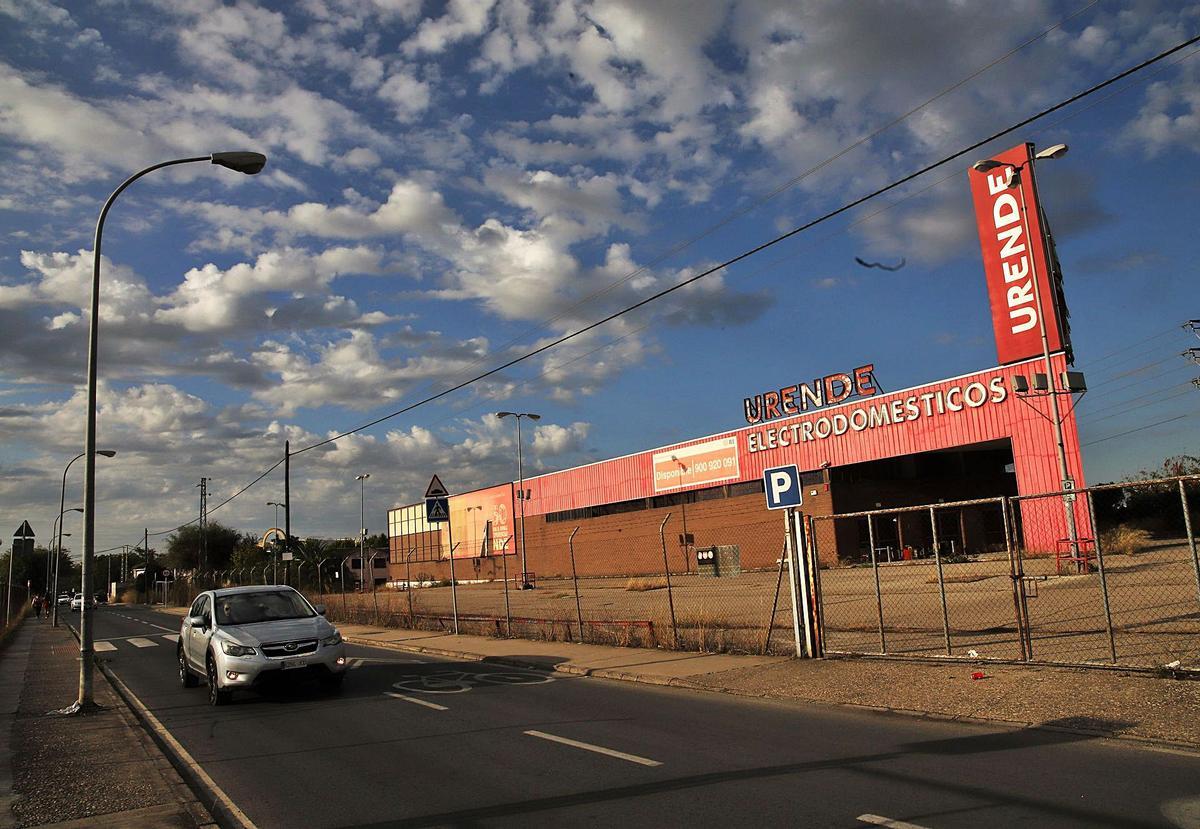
[1,0,1198,554]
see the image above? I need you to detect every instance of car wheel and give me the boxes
[179,646,199,688]
[206,653,232,706]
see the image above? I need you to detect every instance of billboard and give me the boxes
[653,436,740,493]
[968,142,1072,366]
[449,483,515,558]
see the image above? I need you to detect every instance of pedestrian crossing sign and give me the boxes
[425,496,449,523]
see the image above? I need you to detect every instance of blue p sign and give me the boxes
[763,465,802,510]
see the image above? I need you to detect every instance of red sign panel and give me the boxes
[968,143,1070,365]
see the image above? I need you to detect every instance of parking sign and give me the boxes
[763,465,803,510]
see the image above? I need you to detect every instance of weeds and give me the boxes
[1100,524,1152,556]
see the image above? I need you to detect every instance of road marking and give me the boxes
[858,815,931,829]
[385,692,448,711]
[523,730,662,767]
[161,634,180,642]
[95,642,117,652]
[100,665,258,829]
[127,638,158,648]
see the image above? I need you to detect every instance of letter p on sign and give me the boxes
[763,464,802,510]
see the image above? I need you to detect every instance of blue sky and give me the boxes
[0,0,1197,553]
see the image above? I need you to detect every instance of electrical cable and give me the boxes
[1080,386,1198,426]
[291,32,1200,457]
[1081,412,1194,447]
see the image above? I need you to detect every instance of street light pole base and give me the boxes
[52,699,103,716]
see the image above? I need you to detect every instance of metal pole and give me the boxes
[569,526,583,643]
[317,558,326,599]
[785,508,809,657]
[500,538,511,636]
[1087,491,1118,663]
[867,514,886,653]
[930,506,951,655]
[658,513,677,648]
[448,524,459,635]
[340,556,349,616]
[1015,168,1079,553]
[54,452,85,627]
[763,541,787,654]
[1181,480,1200,613]
[4,546,12,627]
[406,549,415,621]
[359,474,367,593]
[517,417,528,587]
[143,528,149,607]
[284,441,291,589]
[1001,498,1029,661]
[805,514,825,657]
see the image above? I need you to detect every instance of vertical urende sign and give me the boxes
[968,142,1071,366]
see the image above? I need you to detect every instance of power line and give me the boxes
[1080,386,1197,426]
[1081,412,1194,447]
[292,32,1200,457]
[1076,323,1184,369]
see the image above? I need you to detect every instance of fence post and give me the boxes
[500,538,511,636]
[340,556,349,617]
[1000,498,1029,661]
[1087,491,1118,663]
[930,506,951,656]
[371,550,379,623]
[866,514,886,653]
[763,541,788,654]
[805,515,826,657]
[406,548,415,622]
[1181,480,1200,614]
[658,512,678,648]
[569,527,583,643]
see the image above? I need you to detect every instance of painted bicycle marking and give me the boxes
[390,669,555,695]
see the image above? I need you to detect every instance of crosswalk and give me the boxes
[94,633,180,652]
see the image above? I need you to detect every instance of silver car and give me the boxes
[178,585,347,706]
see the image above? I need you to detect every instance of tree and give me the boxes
[165,522,244,571]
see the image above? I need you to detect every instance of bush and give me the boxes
[1100,525,1152,556]
[625,576,667,592]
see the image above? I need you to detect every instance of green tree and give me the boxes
[165,522,244,571]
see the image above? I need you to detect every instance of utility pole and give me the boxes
[143,528,149,606]
[196,478,208,572]
[284,441,291,585]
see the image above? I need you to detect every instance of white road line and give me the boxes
[160,634,180,642]
[857,815,932,829]
[523,730,662,767]
[94,642,117,652]
[385,692,448,711]
[127,638,158,648]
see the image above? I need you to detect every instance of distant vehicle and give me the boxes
[178,586,346,706]
[94,591,107,604]
[57,593,70,606]
[70,595,83,611]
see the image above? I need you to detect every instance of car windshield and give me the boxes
[214,591,315,626]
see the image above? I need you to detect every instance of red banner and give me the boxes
[968,143,1070,365]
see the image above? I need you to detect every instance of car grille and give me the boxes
[261,639,318,658]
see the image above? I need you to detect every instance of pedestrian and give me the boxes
[32,595,42,619]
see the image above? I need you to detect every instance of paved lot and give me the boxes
[50,604,1200,828]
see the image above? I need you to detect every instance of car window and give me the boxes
[189,596,205,617]
[214,591,315,626]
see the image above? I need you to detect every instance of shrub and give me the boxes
[1100,525,1152,556]
[625,576,668,592]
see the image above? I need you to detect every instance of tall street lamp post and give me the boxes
[55,451,114,627]
[466,505,483,556]
[972,143,1078,551]
[71,152,266,714]
[356,474,370,591]
[496,411,539,588]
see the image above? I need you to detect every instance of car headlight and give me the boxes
[321,632,342,647]
[221,641,256,657]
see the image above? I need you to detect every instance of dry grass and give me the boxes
[1100,525,1153,556]
[625,576,668,592]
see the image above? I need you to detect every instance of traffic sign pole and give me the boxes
[783,507,805,657]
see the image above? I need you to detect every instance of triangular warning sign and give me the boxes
[14,520,34,538]
[424,474,449,499]
[426,498,449,521]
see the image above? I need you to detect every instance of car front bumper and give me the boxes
[216,643,347,688]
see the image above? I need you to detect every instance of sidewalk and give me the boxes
[0,619,213,829]
[333,621,1200,752]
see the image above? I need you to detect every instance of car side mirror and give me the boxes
[314,604,327,616]
[185,614,206,629]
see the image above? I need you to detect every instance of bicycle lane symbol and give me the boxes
[390,669,555,695]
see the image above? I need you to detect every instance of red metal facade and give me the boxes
[524,355,1084,521]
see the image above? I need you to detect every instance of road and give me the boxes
[73,604,1200,829]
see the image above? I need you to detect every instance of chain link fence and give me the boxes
[812,476,1200,669]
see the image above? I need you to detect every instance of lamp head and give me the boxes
[496,411,514,419]
[69,507,84,514]
[210,151,267,175]
[971,159,1005,173]
[96,450,117,458]
[525,413,541,421]
[1034,143,1069,160]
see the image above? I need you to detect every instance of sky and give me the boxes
[1,0,1198,556]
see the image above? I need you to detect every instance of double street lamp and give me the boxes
[72,151,266,714]
[56,451,114,627]
[355,474,370,591]
[267,501,285,583]
[971,143,1079,552]
[496,411,539,588]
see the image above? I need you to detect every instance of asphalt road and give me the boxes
[73,604,1200,829]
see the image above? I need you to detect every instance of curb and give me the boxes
[62,624,231,829]
[344,635,1200,757]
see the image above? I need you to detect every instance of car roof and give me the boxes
[208,585,299,598]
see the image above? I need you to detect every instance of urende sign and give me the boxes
[968,142,1070,366]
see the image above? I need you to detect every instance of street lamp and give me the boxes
[972,143,1078,552]
[496,411,540,588]
[73,151,266,714]
[670,455,692,574]
[49,510,82,604]
[267,501,284,584]
[55,451,114,627]
[355,474,370,592]
[466,505,484,556]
